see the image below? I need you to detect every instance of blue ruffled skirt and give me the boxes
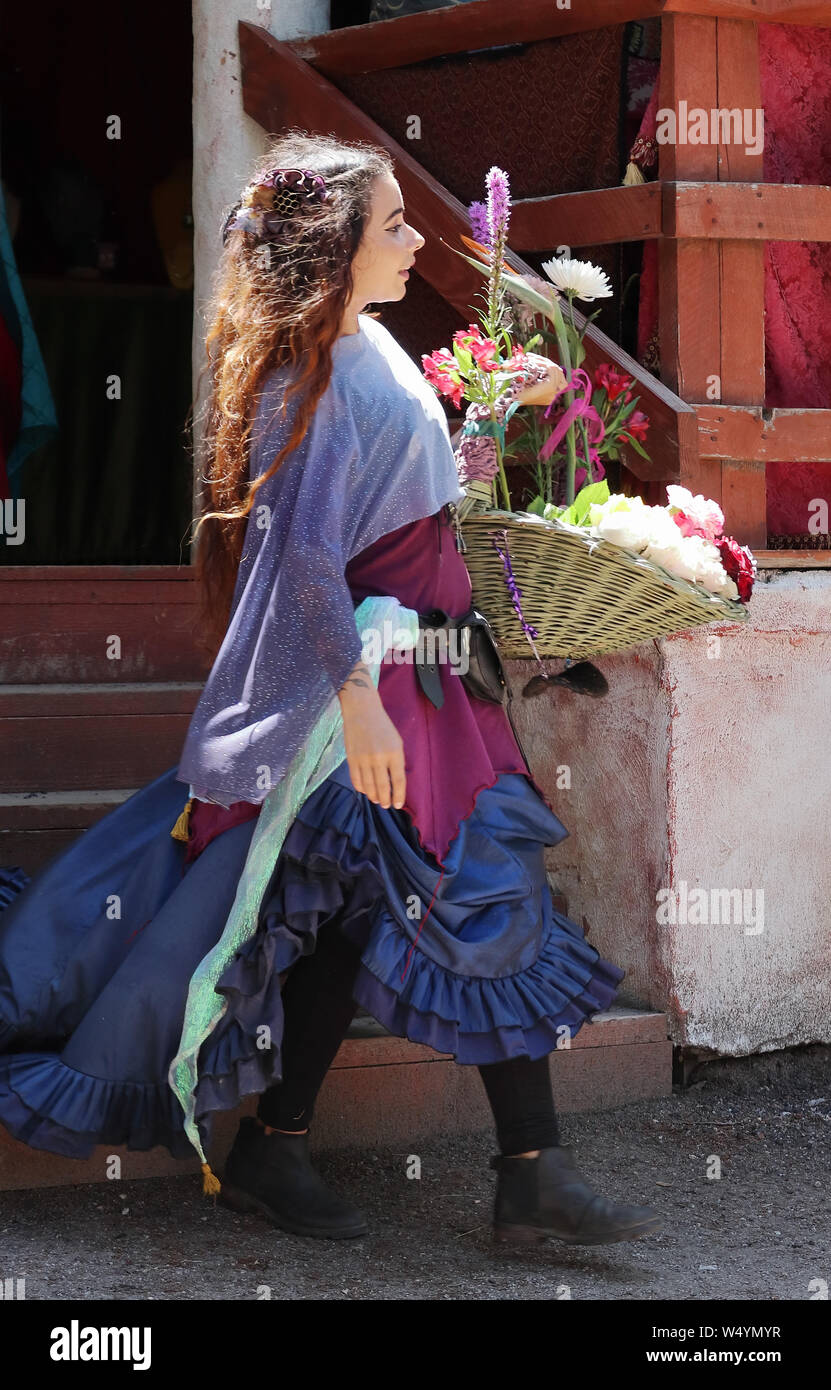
[0,762,625,1161]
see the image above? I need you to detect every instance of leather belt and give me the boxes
[413,605,477,711]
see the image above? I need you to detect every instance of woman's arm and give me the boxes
[337,658,406,811]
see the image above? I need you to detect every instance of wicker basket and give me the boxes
[459,508,752,660]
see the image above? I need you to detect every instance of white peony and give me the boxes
[586,494,738,599]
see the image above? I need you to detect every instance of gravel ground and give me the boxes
[1,1044,829,1302]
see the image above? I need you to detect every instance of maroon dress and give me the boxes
[188,503,556,867]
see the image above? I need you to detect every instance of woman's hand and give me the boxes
[511,354,568,407]
[337,660,406,810]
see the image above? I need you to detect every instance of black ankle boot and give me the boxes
[491,1143,662,1246]
[219,1117,368,1239]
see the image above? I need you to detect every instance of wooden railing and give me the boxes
[239,0,831,563]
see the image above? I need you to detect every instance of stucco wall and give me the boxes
[191,0,328,505]
[514,569,831,1056]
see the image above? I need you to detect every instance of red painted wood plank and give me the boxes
[289,0,665,77]
[509,184,662,250]
[288,0,831,82]
[667,182,831,241]
[0,793,135,832]
[754,550,831,567]
[697,406,831,462]
[0,685,202,718]
[664,0,831,22]
[0,714,192,793]
[715,18,766,548]
[0,566,195,586]
[0,591,210,682]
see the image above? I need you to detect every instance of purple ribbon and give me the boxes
[490,529,547,673]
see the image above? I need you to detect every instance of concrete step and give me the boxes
[0,1006,672,1191]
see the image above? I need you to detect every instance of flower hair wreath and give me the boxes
[222,167,329,245]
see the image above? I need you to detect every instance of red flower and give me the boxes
[421,349,465,409]
[622,410,649,442]
[469,338,500,370]
[717,535,757,604]
[451,324,501,370]
[453,323,486,344]
[595,363,633,402]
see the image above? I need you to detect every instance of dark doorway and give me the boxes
[1,0,194,564]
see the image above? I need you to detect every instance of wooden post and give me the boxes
[658,12,767,547]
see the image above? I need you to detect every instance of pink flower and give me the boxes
[574,460,606,490]
[666,485,724,544]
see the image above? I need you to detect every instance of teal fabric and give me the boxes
[0,186,58,497]
[169,594,418,1165]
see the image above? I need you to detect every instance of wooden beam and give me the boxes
[666,182,831,241]
[501,181,831,251]
[714,17,767,549]
[238,21,696,485]
[755,550,831,568]
[509,185,662,251]
[698,406,831,463]
[663,1,831,21]
[655,13,768,548]
[288,0,831,79]
[289,2,664,78]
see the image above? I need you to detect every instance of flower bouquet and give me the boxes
[421,166,757,662]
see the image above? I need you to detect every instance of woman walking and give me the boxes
[0,132,661,1248]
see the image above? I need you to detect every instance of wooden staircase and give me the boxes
[0,566,207,875]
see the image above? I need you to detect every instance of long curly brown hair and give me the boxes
[189,130,394,657]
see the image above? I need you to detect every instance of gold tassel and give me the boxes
[623,161,646,186]
[170,798,194,843]
[201,1161,221,1196]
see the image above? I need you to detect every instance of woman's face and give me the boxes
[349,171,425,309]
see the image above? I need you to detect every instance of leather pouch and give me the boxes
[415,605,508,709]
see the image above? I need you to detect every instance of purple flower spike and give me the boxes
[468,201,490,249]
[485,167,511,247]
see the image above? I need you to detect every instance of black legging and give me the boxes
[257,919,561,1155]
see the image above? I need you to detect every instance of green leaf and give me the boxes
[622,434,652,461]
[526,494,546,516]
[571,479,610,523]
[453,344,474,376]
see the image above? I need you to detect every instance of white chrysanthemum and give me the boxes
[541,256,613,302]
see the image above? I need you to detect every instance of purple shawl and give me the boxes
[177,313,465,807]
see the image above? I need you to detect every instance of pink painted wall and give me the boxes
[512,570,831,1056]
